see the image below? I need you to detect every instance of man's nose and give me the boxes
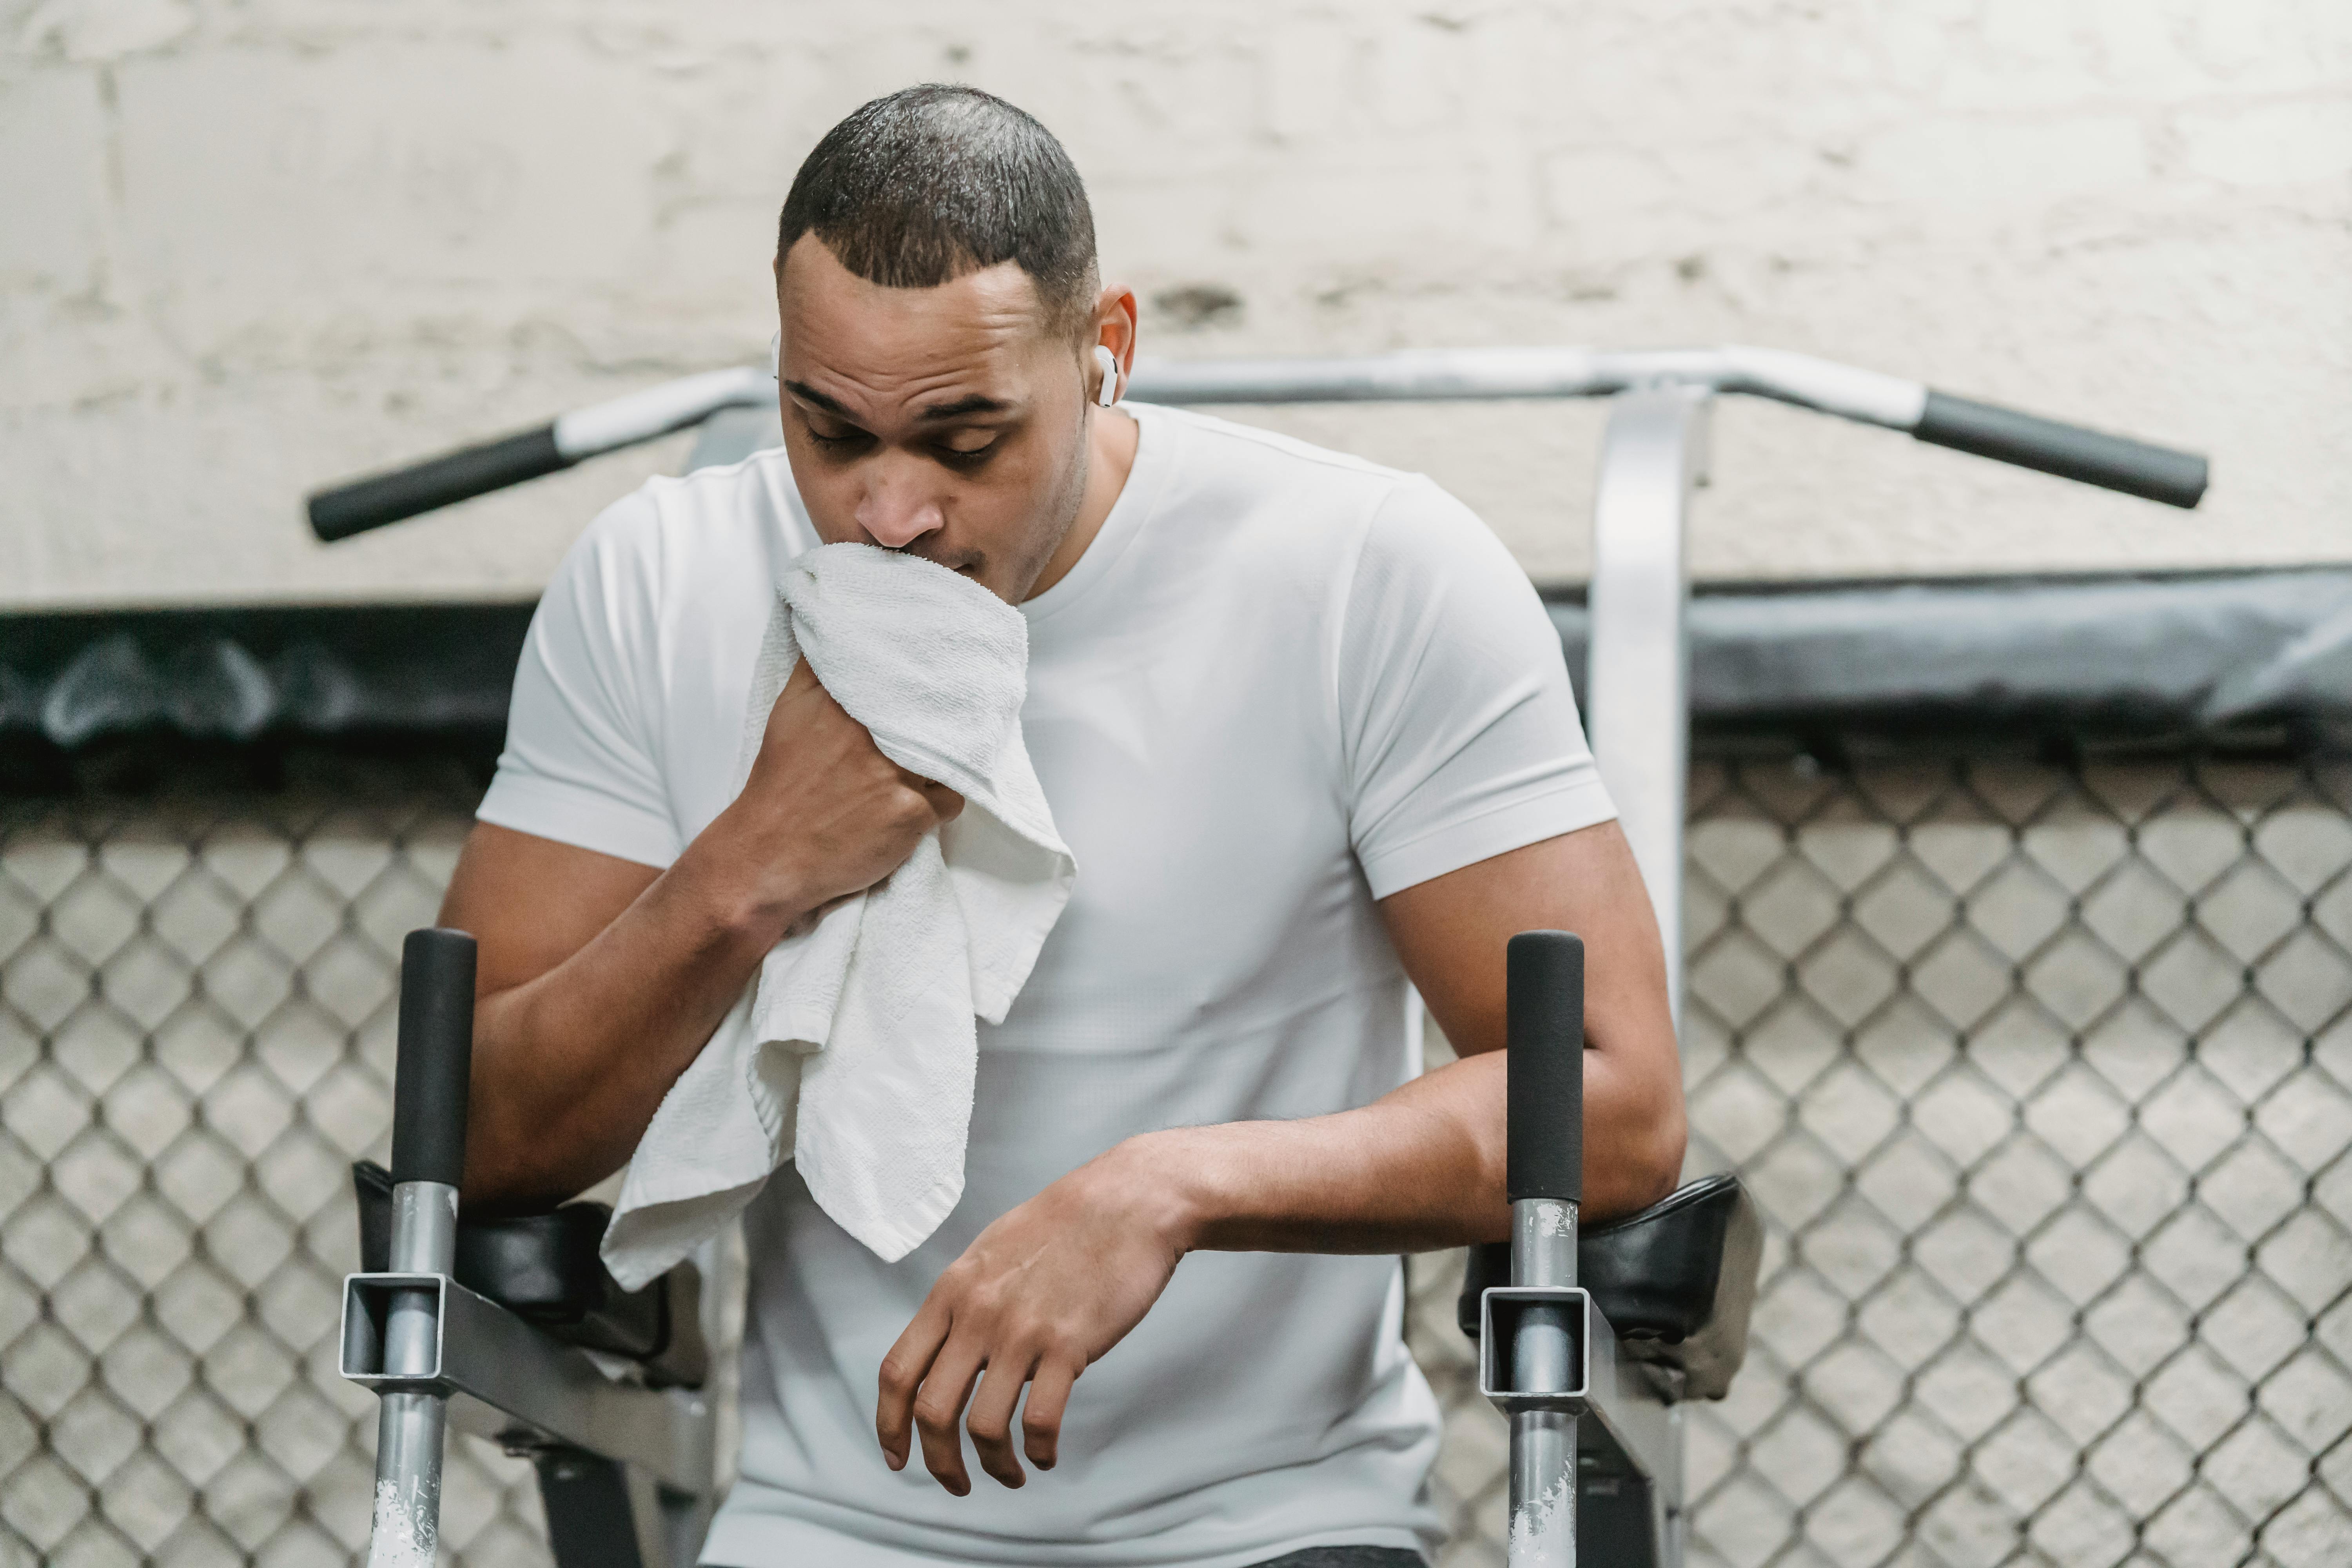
[856,461,947,549]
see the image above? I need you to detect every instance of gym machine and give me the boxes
[344,924,1760,1567]
[320,342,2205,1565]
[340,929,716,1568]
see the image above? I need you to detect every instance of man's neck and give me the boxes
[1025,406,1140,601]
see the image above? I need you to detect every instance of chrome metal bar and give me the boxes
[1124,345,1926,428]
[553,367,773,460]
[459,344,1931,470]
[1586,388,1711,1018]
[387,1181,459,1273]
[1509,1195,1581,1568]
[1511,1410,1576,1568]
[1512,1197,1580,1288]
[369,1394,447,1568]
[368,1180,457,1568]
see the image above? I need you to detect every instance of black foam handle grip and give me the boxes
[1506,930,1585,1203]
[308,425,572,541]
[391,928,477,1188]
[1913,390,2207,510]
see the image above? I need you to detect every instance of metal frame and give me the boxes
[332,341,2202,1568]
[341,1258,717,1568]
[340,1274,716,1493]
[1587,388,1710,1016]
[1478,1279,1686,1568]
[539,344,1928,461]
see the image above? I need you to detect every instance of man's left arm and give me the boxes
[875,818,1685,1495]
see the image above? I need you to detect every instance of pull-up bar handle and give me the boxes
[1914,390,2207,508]
[308,367,772,540]
[310,427,570,541]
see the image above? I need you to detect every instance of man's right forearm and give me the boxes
[450,658,965,1211]
[455,830,806,1212]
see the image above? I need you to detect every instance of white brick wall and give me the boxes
[2,0,2346,608]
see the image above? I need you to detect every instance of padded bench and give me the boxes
[1458,1171,1762,1401]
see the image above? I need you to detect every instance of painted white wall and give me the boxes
[2,0,2345,608]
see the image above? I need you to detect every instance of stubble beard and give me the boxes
[995,403,1095,604]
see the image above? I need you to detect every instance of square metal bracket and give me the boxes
[341,1271,449,1390]
[1478,1284,1591,1414]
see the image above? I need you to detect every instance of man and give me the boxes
[446,84,1683,1568]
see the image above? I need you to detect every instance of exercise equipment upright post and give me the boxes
[358,929,477,1565]
[1487,930,1593,1566]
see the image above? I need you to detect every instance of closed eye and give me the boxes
[800,413,874,456]
[934,436,999,468]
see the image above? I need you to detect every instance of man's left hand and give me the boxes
[877,1138,1189,1494]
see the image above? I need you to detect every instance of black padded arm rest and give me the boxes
[1457,1172,1763,1401]
[354,1160,706,1388]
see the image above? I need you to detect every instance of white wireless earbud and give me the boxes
[1093,344,1121,408]
[768,330,781,380]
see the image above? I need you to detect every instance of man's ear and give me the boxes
[1091,283,1140,379]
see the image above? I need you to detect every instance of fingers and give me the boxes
[889,766,965,827]
[923,782,966,824]
[877,1289,1057,1495]
[770,664,960,828]
[768,657,831,726]
[963,1347,1043,1490]
[1022,1357,1080,1474]
[876,1296,951,1474]
[909,1334,987,1496]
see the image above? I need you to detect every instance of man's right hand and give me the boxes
[446,658,960,1210]
[704,658,965,933]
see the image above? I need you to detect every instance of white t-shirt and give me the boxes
[478,402,1616,1568]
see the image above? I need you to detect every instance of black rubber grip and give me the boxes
[391,927,477,1188]
[1914,390,2207,510]
[308,425,571,541]
[1506,930,1585,1203]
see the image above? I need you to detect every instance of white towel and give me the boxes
[601,543,1076,1288]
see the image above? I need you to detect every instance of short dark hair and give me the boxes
[778,85,1100,338]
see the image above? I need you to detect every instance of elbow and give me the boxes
[456,1002,582,1216]
[1626,1096,1687,1214]
[461,1086,597,1217]
[459,1102,538,1215]
[1590,1079,1686,1221]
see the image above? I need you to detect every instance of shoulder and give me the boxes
[1137,403,1483,575]
[1122,403,1530,632]
[1140,403,1420,518]
[1149,404,1490,531]
[549,445,809,616]
[1145,402,1416,485]
[577,445,807,573]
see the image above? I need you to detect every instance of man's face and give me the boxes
[775,235,1092,603]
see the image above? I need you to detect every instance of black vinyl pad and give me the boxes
[1458,1172,1763,1401]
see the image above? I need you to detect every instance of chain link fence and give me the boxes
[5,751,2350,1566]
